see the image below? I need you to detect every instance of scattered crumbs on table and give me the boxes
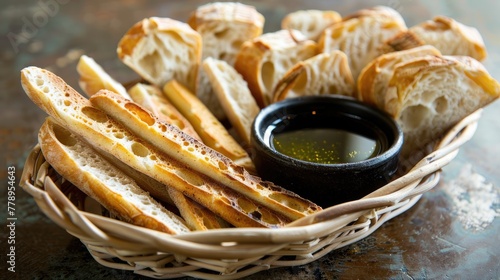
[444,164,499,231]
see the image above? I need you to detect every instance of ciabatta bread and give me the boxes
[188,2,264,119]
[234,29,318,107]
[357,45,442,105]
[273,51,355,102]
[117,17,202,92]
[128,83,201,141]
[319,8,406,81]
[162,80,256,173]
[408,16,487,61]
[202,57,259,145]
[90,90,321,221]
[38,118,190,234]
[281,9,341,41]
[21,66,294,228]
[382,55,500,158]
[76,55,131,99]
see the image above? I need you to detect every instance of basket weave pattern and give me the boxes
[20,110,481,279]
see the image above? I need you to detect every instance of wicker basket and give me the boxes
[20,110,481,279]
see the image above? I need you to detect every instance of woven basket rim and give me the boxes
[19,109,482,279]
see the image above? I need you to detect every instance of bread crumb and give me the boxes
[444,164,499,231]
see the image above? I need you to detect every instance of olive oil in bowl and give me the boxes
[251,95,403,207]
[272,128,381,164]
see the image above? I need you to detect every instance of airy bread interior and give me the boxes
[281,9,341,41]
[384,56,500,158]
[117,17,201,92]
[39,118,190,234]
[202,57,259,145]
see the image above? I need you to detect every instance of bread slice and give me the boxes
[357,45,442,106]
[319,9,406,81]
[188,2,264,119]
[162,80,256,173]
[376,30,425,55]
[38,118,190,234]
[273,50,355,102]
[167,188,229,231]
[128,83,201,141]
[89,90,322,221]
[21,66,294,228]
[281,9,341,41]
[202,57,260,145]
[117,17,202,92]
[76,55,131,99]
[343,5,406,27]
[234,29,318,107]
[408,16,487,61]
[382,55,500,158]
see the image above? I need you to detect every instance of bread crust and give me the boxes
[234,29,318,107]
[273,50,355,102]
[357,45,442,106]
[90,90,322,221]
[128,83,201,141]
[38,118,190,234]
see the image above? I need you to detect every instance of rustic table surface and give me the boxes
[1,0,499,279]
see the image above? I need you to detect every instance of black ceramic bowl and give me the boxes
[250,95,403,207]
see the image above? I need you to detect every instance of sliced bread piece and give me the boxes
[234,29,318,107]
[409,16,487,61]
[76,55,131,99]
[281,9,341,41]
[188,2,264,119]
[117,17,202,92]
[39,118,190,234]
[128,83,201,141]
[202,57,260,145]
[357,45,442,106]
[273,50,355,102]
[162,80,256,173]
[319,9,406,81]
[382,55,500,158]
